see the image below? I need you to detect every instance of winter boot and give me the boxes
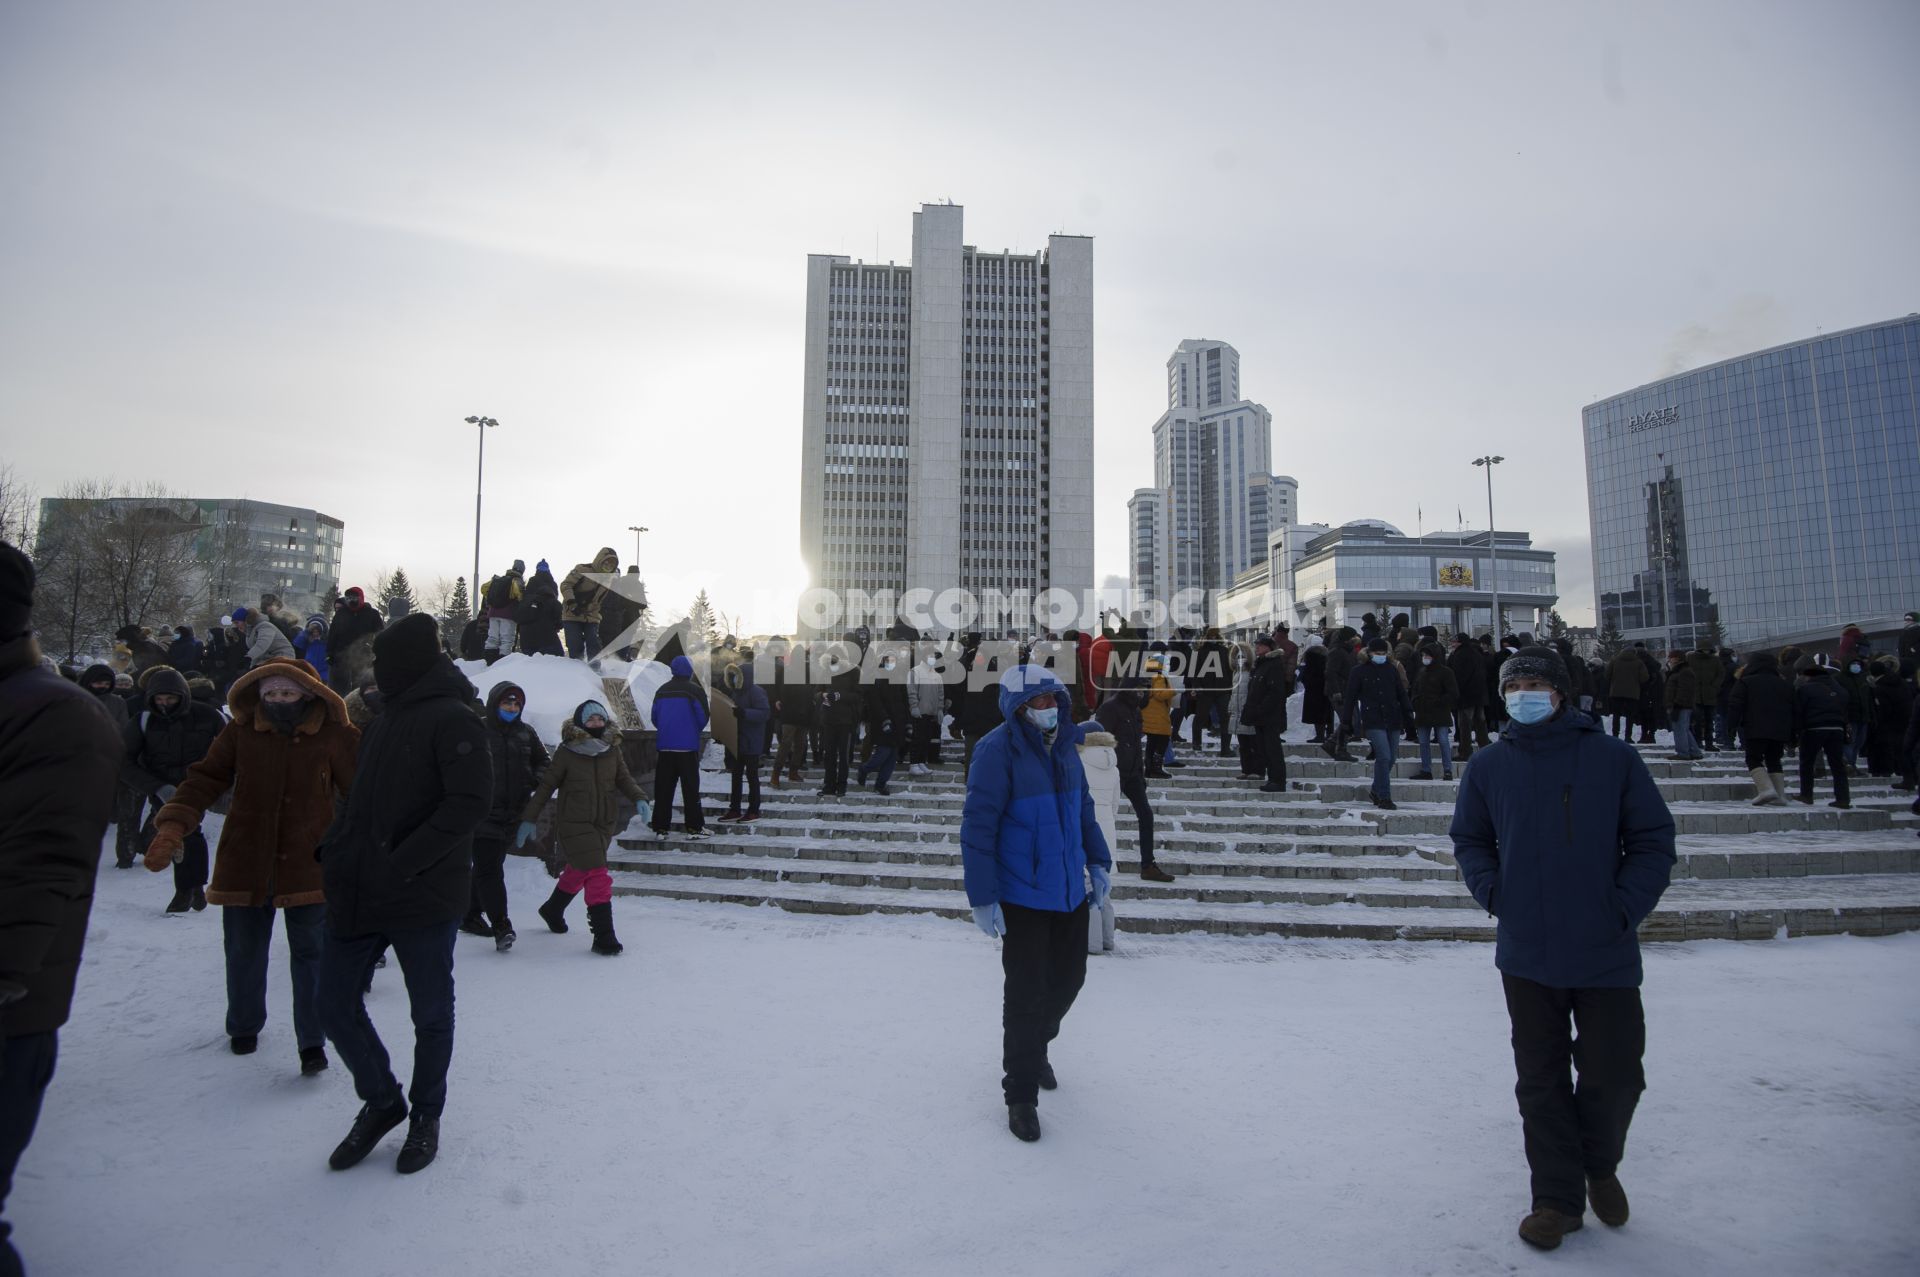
[1749,766,1782,806]
[1140,862,1175,883]
[1007,1103,1041,1143]
[1587,1174,1629,1227]
[396,1113,440,1174]
[190,886,207,911]
[329,1100,408,1171]
[494,922,516,952]
[538,886,577,934]
[1037,1062,1057,1091]
[1768,772,1788,805]
[1517,1205,1583,1250]
[300,1046,329,1076]
[230,1034,258,1055]
[586,901,624,955]
[166,887,192,913]
[459,911,494,937]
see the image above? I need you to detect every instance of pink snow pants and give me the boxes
[556,866,613,905]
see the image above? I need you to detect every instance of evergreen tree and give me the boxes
[1596,620,1624,661]
[687,590,719,647]
[1546,609,1570,641]
[379,568,416,619]
[447,576,471,627]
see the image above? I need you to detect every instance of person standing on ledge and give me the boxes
[960,664,1112,1144]
[1449,645,1676,1252]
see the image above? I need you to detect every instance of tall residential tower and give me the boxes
[799,203,1094,633]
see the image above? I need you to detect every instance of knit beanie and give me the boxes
[1497,645,1572,700]
[574,700,610,726]
[372,613,443,697]
[1367,637,1390,654]
[512,559,526,574]
[0,541,33,641]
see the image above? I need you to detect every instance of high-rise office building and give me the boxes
[798,203,1094,633]
[1136,339,1275,617]
[1584,314,1920,651]
[1128,487,1164,609]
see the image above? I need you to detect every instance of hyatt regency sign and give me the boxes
[1627,405,1679,434]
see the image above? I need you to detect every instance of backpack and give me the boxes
[487,575,516,608]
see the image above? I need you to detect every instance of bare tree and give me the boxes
[195,499,272,622]
[31,480,201,659]
[0,464,36,547]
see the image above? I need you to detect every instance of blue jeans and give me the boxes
[1365,729,1395,800]
[1417,725,1452,776]
[1845,722,1867,767]
[320,922,459,1118]
[562,620,600,662]
[1670,707,1698,758]
[223,902,326,1049]
[857,744,898,789]
[0,1032,57,1277]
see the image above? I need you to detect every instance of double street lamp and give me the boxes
[1472,455,1504,640]
[463,416,498,604]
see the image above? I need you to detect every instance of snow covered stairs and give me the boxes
[609,740,1920,941]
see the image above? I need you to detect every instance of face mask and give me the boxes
[1848,664,1861,674]
[1026,706,1059,732]
[1371,654,1387,665]
[1421,656,1432,666]
[263,699,307,730]
[1504,690,1556,725]
[584,723,607,738]
[498,707,521,722]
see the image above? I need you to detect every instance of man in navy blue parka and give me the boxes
[1450,645,1676,1251]
[960,663,1112,1144]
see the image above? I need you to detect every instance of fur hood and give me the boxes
[560,718,623,755]
[1077,730,1117,749]
[226,657,349,732]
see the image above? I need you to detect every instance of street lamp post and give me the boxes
[463,416,498,600]
[1472,455,1504,640]
[627,525,648,572]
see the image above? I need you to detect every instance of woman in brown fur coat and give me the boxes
[145,658,358,1074]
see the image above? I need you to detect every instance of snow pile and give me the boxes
[18,855,1920,1276]
[459,654,615,747]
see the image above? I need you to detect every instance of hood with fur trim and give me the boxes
[226,657,349,732]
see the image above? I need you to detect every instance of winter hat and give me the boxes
[258,673,312,700]
[1906,611,1919,624]
[574,700,610,726]
[1254,633,1275,651]
[537,559,550,575]
[512,559,526,574]
[372,613,442,697]
[1367,637,1390,654]
[1498,645,1572,700]
[0,541,33,641]
[230,606,250,624]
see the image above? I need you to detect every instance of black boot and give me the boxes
[459,911,494,938]
[1007,1103,1041,1142]
[166,887,192,913]
[300,1045,328,1076]
[587,901,624,955]
[396,1113,440,1174]
[328,1099,408,1170]
[538,886,577,934]
[191,886,207,911]
[494,920,516,952]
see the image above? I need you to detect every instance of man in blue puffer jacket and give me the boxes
[960,664,1112,1144]
[649,655,710,837]
[1449,645,1676,1252]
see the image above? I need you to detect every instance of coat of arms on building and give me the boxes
[1437,561,1474,588]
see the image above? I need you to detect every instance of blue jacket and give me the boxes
[295,631,331,684]
[731,665,771,757]
[960,666,1112,913]
[1449,709,1676,988]
[651,655,710,752]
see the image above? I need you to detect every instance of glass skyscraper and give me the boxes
[1583,314,1920,652]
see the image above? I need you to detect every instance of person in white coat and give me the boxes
[1077,729,1120,954]
[908,652,946,775]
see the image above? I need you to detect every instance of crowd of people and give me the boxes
[5,523,1919,1264]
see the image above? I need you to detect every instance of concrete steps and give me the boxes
[600,731,1918,942]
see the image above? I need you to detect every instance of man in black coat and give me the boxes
[1727,652,1795,805]
[1790,657,1850,808]
[1093,682,1170,881]
[463,680,551,947]
[123,667,227,912]
[325,586,385,696]
[1448,633,1488,760]
[317,615,491,1175]
[1345,637,1416,809]
[1242,633,1293,794]
[0,543,123,1274]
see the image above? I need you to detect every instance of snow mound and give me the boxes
[460,654,617,748]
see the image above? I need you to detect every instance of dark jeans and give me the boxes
[858,744,898,789]
[1000,900,1090,1106]
[1607,698,1637,738]
[164,823,209,892]
[1190,692,1221,748]
[726,751,762,813]
[562,619,601,662]
[1258,721,1289,788]
[223,902,325,1049]
[1456,705,1489,749]
[321,922,458,1118]
[774,724,807,777]
[653,750,704,831]
[1144,732,1170,776]
[1744,739,1785,773]
[911,715,939,765]
[1501,974,1646,1216]
[1365,728,1395,800]
[821,726,852,794]
[1238,730,1263,776]
[1696,707,1717,751]
[1799,730,1849,803]
[0,1032,57,1277]
[469,834,510,930]
[1119,770,1156,865]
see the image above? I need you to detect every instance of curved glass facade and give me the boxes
[1584,316,1920,652]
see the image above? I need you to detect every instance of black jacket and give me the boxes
[1190,641,1233,694]
[1412,657,1460,727]
[479,683,551,840]
[166,632,203,673]
[1345,658,1415,732]
[1727,655,1794,743]
[958,649,1003,736]
[1447,642,1486,709]
[122,669,225,799]
[320,660,492,937]
[326,601,384,660]
[515,573,565,655]
[1791,669,1850,736]
[1092,695,1145,783]
[0,637,124,1036]
[1242,650,1292,731]
[772,658,813,728]
[864,675,911,747]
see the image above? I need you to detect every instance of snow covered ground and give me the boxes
[15,853,1919,1276]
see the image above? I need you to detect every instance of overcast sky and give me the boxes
[4,0,1917,631]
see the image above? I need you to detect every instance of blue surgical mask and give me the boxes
[1504,690,1556,725]
[1371,654,1387,665]
[498,708,520,722]
[1026,706,1059,732]
[1848,663,1861,674]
